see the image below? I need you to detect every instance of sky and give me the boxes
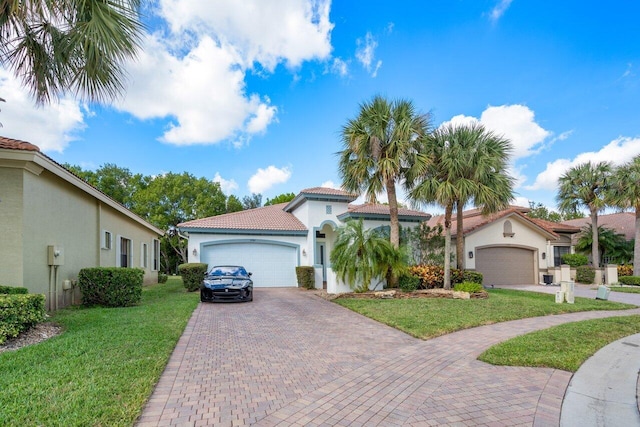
[2,0,640,214]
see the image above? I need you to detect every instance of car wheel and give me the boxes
[200,292,207,302]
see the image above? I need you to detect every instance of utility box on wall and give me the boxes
[47,245,64,266]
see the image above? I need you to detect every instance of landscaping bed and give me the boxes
[335,288,489,300]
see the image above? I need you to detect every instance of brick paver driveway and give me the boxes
[137,288,640,427]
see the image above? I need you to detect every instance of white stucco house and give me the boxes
[178,187,430,293]
[427,206,580,286]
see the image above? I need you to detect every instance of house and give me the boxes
[427,206,580,286]
[0,136,164,310]
[562,212,636,241]
[178,187,430,293]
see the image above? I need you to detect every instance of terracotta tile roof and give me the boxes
[298,187,357,198]
[529,217,580,234]
[0,136,40,151]
[427,207,559,238]
[345,203,430,219]
[562,212,635,240]
[178,203,307,232]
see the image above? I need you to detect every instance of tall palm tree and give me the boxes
[609,155,640,274]
[408,123,514,289]
[338,95,432,249]
[1,0,143,104]
[330,219,405,292]
[557,161,612,268]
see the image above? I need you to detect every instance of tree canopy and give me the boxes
[264,192,296,206]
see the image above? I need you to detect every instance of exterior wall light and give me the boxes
[468,251,474,259]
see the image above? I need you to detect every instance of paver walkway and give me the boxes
[136,288,640,427]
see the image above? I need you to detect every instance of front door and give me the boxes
[317,242,327,289]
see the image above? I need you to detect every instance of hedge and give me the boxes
[0,286,28,295]
[561,253,589,268]
[295,266,315,290]
[0,294,46,344]
[453,281,484,293]
[398,274,420,292]
[618,276,640,286]
[408,265,483,288]
[576,265,595,284]
[78,267,144,307]
[178,263,208,292]
[158,273,168,284]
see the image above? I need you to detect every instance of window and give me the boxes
[503,220,514,238]
[326,205,332,214]
[554,246,570,267]
[141,243,148,269]
[118,237,132,267]
[102,230,112,250]
[152,239,160,271]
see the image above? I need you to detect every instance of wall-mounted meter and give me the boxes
[47,245,64,266]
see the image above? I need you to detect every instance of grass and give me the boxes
[335,288,635,339]
[0,276,199,427]
[479,315,640,372]
[609,286,640,294]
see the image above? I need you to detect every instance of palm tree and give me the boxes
[330,219,405,292]
[557,161,612,267]
[575,225,632,265]
[1,0,143,104]
[338,95,432,249]
[609,155,640,274]
[452,123,514,269]
[408,123,514,289]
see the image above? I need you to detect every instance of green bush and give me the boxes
[461,271,483,285]
[0,286,28,294]
[618,276,640,286]
[78,267,144,307]
[0,294,46,344]
[561,253,589,267]
[158,273,168,284]
[453,281,484,293]
[177,263,208,292]
[576,265,595,284]
[295,266,315,290]
[398,274,420,292]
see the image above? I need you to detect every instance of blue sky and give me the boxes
[2,0,640,213]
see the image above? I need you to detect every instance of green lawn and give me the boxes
[479,315,640,372]
[0,277,199,427]
[335,288,634,339]
[609,286,640,294]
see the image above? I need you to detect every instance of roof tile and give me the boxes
[562,212,635,240]
[0,136,40,152]
[179,203,307,231]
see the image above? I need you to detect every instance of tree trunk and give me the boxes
[444,203,453,290]
[456,199,464,270]
[386,177,400,249]
[590,208,599,267]
[635,206,640,276]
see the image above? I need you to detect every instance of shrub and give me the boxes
[158,273,168,284]
[177,263,208,292]
[561,253,589,268]
[78,267,144,307]
[453,281,484,293]
[618,276,640,286]
[295,266,315,289]
[407,265,482,288]
[618,265,634,277]
[576,265,595,284]
[0,286,28,294]
[398,274,420,292]
[461,271,483,285]
[0,294,46,344]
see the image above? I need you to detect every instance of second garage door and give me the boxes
[475,246,535,286]
[201,242,298,287]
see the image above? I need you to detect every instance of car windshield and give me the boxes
[207,266,248,277]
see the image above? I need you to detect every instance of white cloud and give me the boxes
[356,32,382,76]
[213,172,238,194]
[320,180,338,189]
[526,136,640,191]
[0,68,86,153]
[248,165,292,193]
[330,58,349,77]
[489,0,514,23]
[513,196,530,208]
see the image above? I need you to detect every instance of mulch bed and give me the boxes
[0,322,63,354]
[307,288,488,300]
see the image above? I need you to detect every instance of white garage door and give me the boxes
[476,247,535,286]
[202,242,298,287]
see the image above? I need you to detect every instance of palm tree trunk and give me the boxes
[386,177,400,249]
[635,207,640,276]
[444,203,453,290]
[456,199,464,270]
[590,208,600,267]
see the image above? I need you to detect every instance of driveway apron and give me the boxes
[136,288,640,427]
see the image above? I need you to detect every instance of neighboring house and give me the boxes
[178,187,430,294]
[562,212,635,241]
[0,136,164,310]
[427,206,580,286]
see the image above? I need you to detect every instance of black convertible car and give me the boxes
[201,265,253,302]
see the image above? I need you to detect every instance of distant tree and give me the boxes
[406,223,445,265]
[526,201,583,222]
[242,193,262,210]
[557,161,612,267]
[264,192,296,206]
[226,195,243,213]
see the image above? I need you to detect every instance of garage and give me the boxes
[201,241,298,287]
[475,246,536,286]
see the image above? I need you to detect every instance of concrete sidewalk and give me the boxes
[136,288,640,426]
